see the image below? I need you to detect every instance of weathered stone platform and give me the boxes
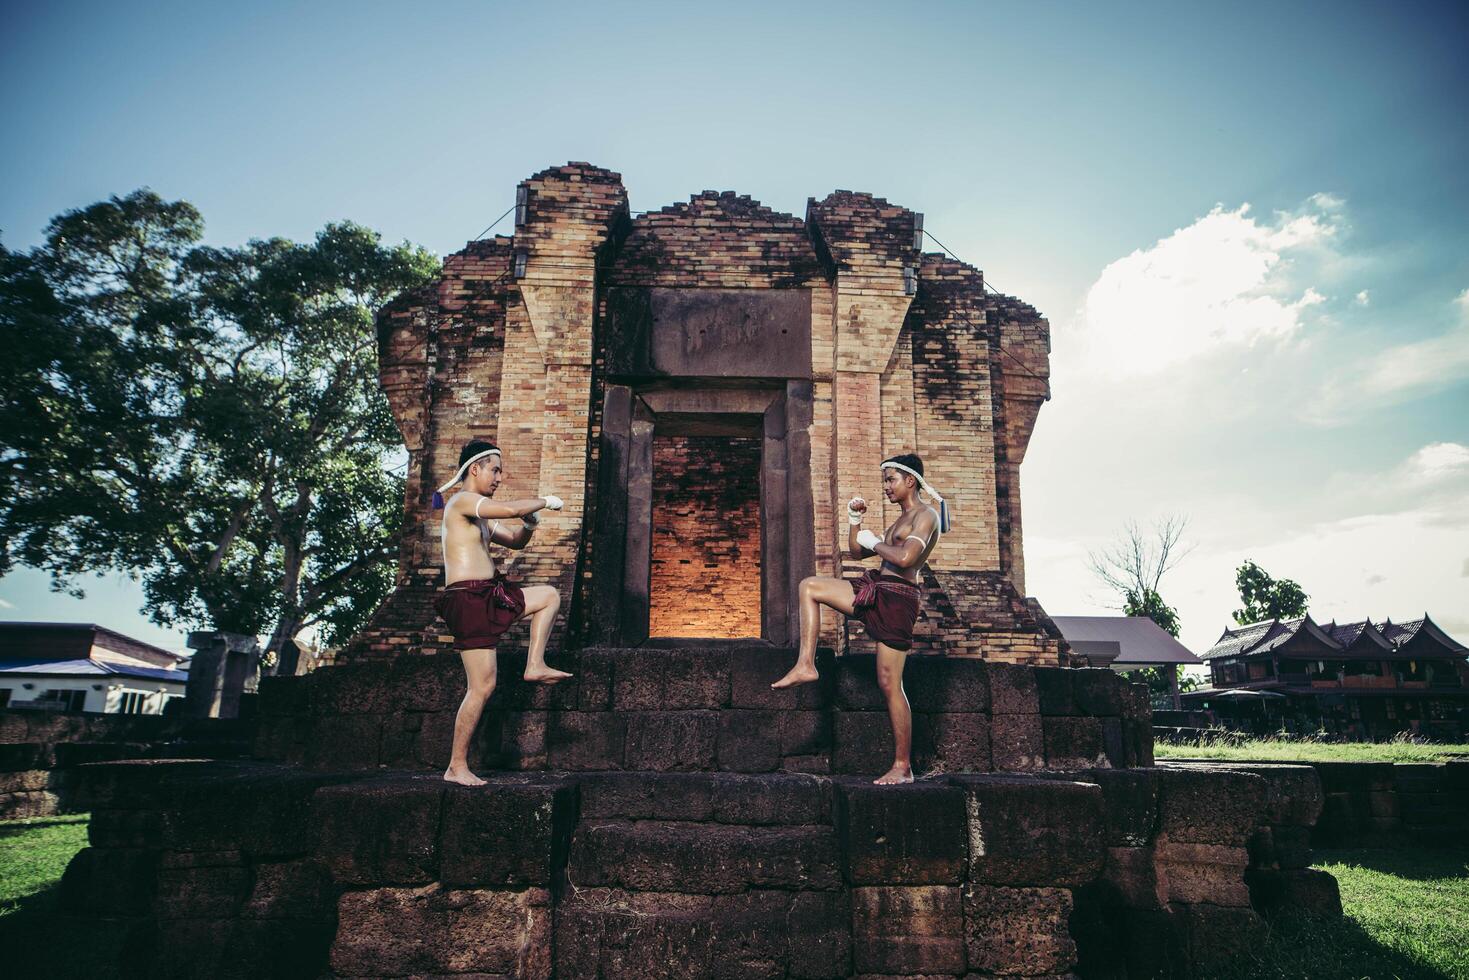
[251,645,1153,775]
[61,758,1338,978]
[56,650,1343,978]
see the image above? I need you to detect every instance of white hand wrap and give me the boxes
[847,497,866,526]
[543,494,564,511]
[856,529,882,552]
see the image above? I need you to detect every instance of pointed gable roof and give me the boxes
[1326,618,1394,652]
[1379,614,1469,655]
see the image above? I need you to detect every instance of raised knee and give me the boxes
[799,576,820,596]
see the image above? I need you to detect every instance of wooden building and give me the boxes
[1189,614,1469,740]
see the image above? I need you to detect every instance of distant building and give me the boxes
[1188,614,1469,740]
[1051,616,1203,708]
[0,622,188,715]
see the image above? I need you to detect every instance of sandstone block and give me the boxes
[835,779,967,884]
[570,820,841,893]
[439,779,576,887]
[623,710,719,771]
[313,776,443,885]
[918,713,993,773]
[547,710,626,770]
[331,884,551,977]
[1033,667,1075,716]
[953,775,1105,887]
[59,846,159,916]
[1155,766,1266,846]
[242,858,334,920]
[989,712,1044,772]
[988,663,1040,715]
[1042,716,1106,770]
[730,647,836,710]
[852,885,965,975]
[613,647,730,710]
[717,709,782,772]
[964,884,1077,976]
[1155,840,1251,907]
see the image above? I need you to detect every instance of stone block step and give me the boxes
[569,819,842,893]
[575,771,832,824]
[256,646,1149,775]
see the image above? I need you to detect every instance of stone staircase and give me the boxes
[53,643,1345,978]
[252,642,1153,776]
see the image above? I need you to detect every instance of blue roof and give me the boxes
[0,658,188,683]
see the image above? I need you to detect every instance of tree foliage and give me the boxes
[0,190,439,663]
[1122,587,1181,638]
[1232,559,1309,626]
[1088,515,1192,637]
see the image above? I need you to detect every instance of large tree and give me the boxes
[0,190,438,666]
[1232,559,1308,625]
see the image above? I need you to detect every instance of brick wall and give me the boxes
[647,436,762,638]
[353,164,1062,663]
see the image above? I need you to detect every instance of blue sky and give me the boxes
[3,0,1466,655]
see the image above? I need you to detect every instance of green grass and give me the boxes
[0,813,88,914]
[1215,849,1469,980]
[1156,733,1469,764]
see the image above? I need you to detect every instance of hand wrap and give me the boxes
[856,529,882,552]
[543,494,564,511]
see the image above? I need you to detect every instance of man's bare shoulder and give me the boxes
[445,491,485,520]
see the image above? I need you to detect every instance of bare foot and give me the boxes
[771,665,819,689]
[444,766,487,786]
[873,764,914,785]
[523,665,573,684]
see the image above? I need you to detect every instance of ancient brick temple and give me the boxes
[53,167,1347,979]
[355,163,1062,660]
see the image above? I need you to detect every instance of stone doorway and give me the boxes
[648,432,763,639]
[591,383,814,646]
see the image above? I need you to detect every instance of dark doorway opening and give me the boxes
[649,433,763,638]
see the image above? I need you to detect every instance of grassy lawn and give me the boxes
[1212,848,1469,980]
[0,813,88,914]
[1156,735,1469,764]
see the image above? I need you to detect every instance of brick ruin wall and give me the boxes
[348,164,1063,664]
[648,435,762,638]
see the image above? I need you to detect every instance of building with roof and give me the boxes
[1188,614,1469,740]
[1051,616,1203,708]
[0,622,188,715]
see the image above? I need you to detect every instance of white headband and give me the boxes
[432,448,500,508]
[882,460,953,533]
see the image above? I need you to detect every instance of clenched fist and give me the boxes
[847,496,868,526]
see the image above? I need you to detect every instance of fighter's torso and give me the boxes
[441,492,497,585]
[879,504,939,584]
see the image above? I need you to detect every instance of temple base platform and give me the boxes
[56,647,1342,978]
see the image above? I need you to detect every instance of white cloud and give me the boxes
[0,598,12,609]
[1067,199,1339,377]
[1309,289,1469,424]
[1355,289,1370,306]
[1403,442,1469,484]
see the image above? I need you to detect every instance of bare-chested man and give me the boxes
[772,453,948,785]
[433,441,573,786]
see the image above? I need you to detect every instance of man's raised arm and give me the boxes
[454,492,564,522]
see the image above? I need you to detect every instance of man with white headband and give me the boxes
[772,452,948,785]
[432,440,571,786]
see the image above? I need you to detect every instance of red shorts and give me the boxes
[434,578,526,650]
[847,570,922,651]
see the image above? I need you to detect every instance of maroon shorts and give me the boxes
[434,578,526,650]
[847,570,922,651]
